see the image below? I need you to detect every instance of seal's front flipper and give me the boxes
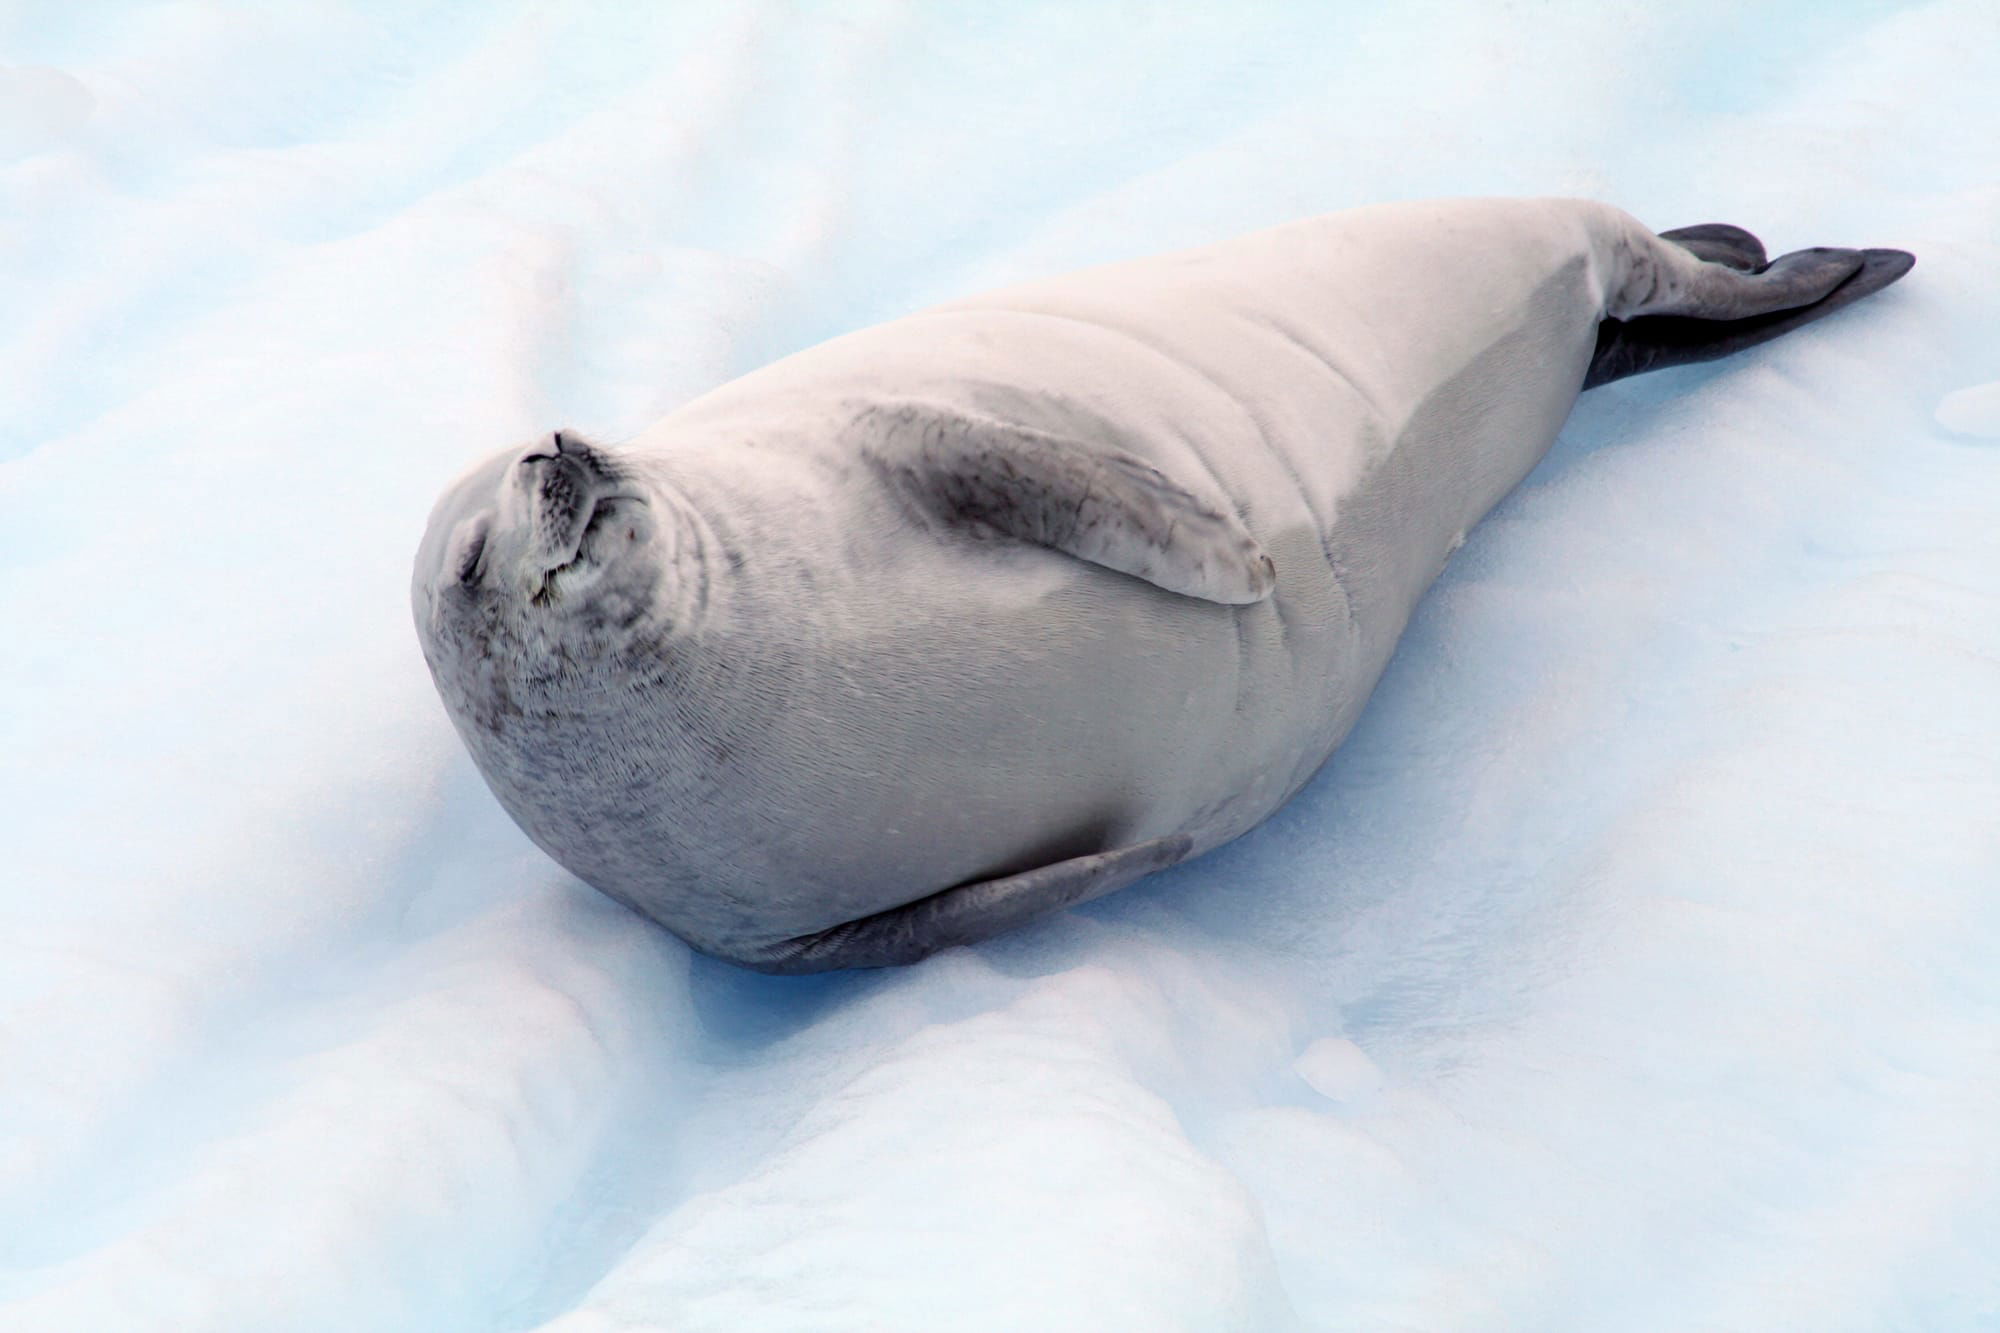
[748,834,1196,974]
[862,402,1276,604]
[1587,245,1914,389]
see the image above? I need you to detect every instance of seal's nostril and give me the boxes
[521,431,572,466]
[523,431,588,468]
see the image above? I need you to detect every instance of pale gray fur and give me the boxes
[412,198,1909,972]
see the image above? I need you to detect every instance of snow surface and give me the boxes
[4,2,1997,1329]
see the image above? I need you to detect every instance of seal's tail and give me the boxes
[1584,224,1914,388]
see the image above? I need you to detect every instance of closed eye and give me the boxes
[452,518,491,586]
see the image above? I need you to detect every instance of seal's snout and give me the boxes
[514,431,612,572]
[519,430,605,482]
[495,430,655,610]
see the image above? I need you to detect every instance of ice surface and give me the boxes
[1936,382,2000,439]
[3,2,1996,1330]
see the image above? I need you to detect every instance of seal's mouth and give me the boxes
[511,431,647,607]
[531,494,642,606]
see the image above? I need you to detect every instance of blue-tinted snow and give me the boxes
[3,3,1996,1329]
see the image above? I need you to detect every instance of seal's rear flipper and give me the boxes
[1659,223,1768,272]
[861,403,1276,604]
[746,834,1196,974]
[1586,245,1914,388]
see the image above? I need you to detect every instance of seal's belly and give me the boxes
[680,548,1262,945]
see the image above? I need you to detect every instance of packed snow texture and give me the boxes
[4,3,1997,1330]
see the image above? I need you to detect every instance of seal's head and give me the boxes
[412,430,686,709]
